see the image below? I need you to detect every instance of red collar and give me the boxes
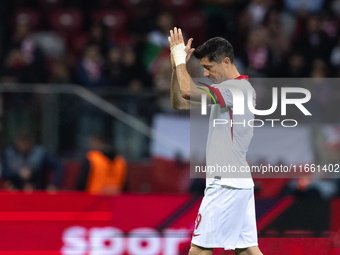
[235,75,249,81]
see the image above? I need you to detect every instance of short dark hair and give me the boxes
[193,37,234,64]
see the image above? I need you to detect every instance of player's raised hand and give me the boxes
[168,27,195,67]
[168,27,182,47]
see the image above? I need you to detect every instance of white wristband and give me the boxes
[171,43,186,66]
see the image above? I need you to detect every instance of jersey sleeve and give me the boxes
[208,88,218,105]
[196,82,233,108]
[209,86,233,108]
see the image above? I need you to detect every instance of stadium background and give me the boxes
[0,0,340,254]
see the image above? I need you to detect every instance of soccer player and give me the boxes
[168,27,263,255]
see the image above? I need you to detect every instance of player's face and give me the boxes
[200,57,227,84]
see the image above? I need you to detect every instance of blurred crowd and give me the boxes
[0,127,128,194]
[1,0,340,95]
[1,0,340,192]
[0,0,340,115]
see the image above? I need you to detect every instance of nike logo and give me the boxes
[193,234,201,237]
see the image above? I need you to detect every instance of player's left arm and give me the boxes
[169,27,211,103]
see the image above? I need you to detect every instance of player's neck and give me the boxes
[227,66,240,80]
[216,66,241,84]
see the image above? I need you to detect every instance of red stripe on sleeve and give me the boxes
[211,87,226,108]
[199,83,226,108]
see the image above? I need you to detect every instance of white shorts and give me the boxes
[191,179,258,250]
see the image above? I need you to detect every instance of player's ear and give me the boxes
[222,57,231,68]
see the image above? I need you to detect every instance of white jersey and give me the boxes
[205,76,255,189]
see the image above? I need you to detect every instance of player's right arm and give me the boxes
[170,52,191,110]
[169,27,211,106]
